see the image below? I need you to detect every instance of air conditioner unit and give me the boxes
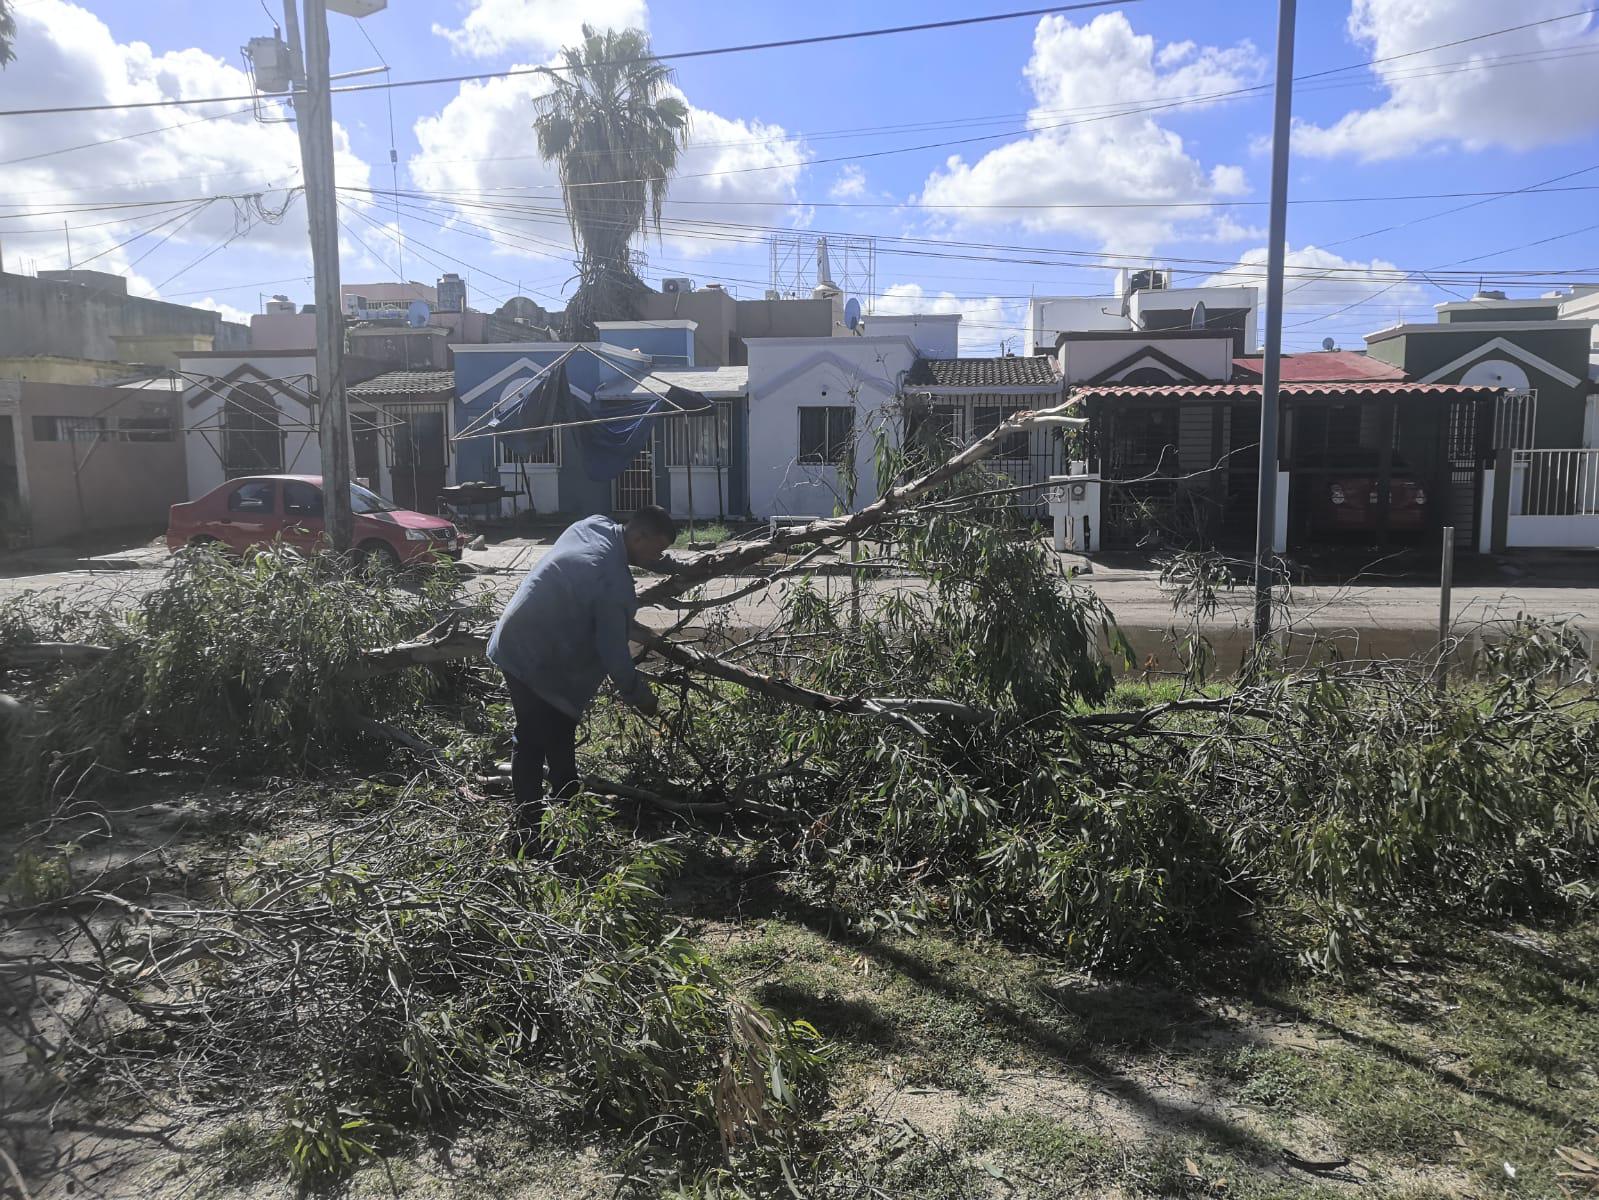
[661,277,695,295]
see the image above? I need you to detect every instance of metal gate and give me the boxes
[386,402,450,514]
[614,446,655,512]
[1444,396,1490,550]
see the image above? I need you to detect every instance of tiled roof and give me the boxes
[347,370,455,397]
[905,355,1061,389]
[1232,351,1407,383]
[1073,381,1503,403]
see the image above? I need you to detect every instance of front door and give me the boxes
[352,413,380,492]
[614,446,655,512]
[389,406,448,513]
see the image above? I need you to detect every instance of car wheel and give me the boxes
[358,539,402,571]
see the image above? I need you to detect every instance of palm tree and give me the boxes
[533,25,689,339]
[1,0,17,68]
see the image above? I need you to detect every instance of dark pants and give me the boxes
[504,673,579,828]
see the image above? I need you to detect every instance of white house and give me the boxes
[745,334,919,519]
[175,349,329,500]
[1028,273,1260,355]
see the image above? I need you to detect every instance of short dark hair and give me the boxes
[626,504,676,541]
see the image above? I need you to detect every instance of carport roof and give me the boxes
[347,370,455,397]
[1072,381,1502,403]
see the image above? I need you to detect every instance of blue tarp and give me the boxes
[494,363,711,483]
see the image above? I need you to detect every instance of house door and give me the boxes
[352,412,380,492]
[388,405,448,513]
[614,446,655,513]
[0,414,23,545]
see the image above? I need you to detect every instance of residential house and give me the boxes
[0,268,248,384]
[1027,272,1260,357]
[0,375,185,547]
[451,321,751,520]
[175,349,323,503]
[1362,292,1597,449]
[1065,349,1499,555]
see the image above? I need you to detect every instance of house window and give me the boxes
[117,417,176,443]
[798,406,854,465]
[31,415,105,442]
[226,480,276,513]
[666,402,731,467]
[222,384,284,478]
[499,429,559,466]
[973,405,1030,461]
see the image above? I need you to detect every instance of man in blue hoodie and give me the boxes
[487,505,676,848]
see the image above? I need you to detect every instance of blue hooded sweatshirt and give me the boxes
[486,516,643,718]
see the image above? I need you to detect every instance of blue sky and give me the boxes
[3,0,1598,353]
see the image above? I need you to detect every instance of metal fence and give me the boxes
[1494,389,1537,451]
[1512,449,1599,517]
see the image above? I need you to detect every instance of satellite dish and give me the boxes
[1189,300,1207,330]
[843,297,862,331]
[1322,337,1337,351]
[406,300,431,328]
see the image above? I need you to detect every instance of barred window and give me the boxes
[798,406,854,465]
[499,429,559,466]
[972,405,1030,461]
[666,403,731,467]
[31,415,105,442]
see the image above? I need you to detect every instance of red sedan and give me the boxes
[167,475,465,565]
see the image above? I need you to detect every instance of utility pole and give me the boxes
[283,0,354,551]
[1252,0,1298,644]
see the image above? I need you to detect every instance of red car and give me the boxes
[167,475,465,565]
[1311,453,1427,533]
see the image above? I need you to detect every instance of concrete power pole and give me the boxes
[1252,0,1298,645]
[283,0,354,552]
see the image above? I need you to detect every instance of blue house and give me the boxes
[451,320,750,520]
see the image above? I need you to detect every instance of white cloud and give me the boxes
[0,1,371,285]
[190,296,255,326]
[829,165,868,200]
[409,70,808,272]
[432,0,648,58]
[1295,0,1599,160]
[918,13,1262,253]
[874,283,1022,354]
[1204,245,1430,338]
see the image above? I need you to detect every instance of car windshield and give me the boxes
[350,483,398,514]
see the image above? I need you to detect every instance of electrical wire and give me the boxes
[0,2,1138,118]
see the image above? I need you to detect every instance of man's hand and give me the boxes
[631,683,659,719]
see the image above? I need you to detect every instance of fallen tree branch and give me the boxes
[638,401,1086,608]
[2,641,113,668]
[632,625,994,733]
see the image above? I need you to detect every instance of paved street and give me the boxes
[3,537,1593,668]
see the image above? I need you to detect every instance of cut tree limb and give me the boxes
[3,642,113,668]
[637,401,1086,608]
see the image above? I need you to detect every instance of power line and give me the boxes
[0,2,1136,119]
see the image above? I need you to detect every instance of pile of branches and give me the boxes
[1,785,827,1188]
[0,546,496,821]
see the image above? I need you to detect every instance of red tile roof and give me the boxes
[1232,351,1407,383]
[1072,381,1502,403]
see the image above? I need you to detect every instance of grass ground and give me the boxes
[703,911,1599,1198]
[7,773,1594,1199]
